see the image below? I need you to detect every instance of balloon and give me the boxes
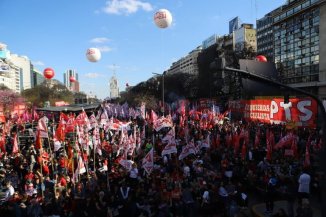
[86,48,101,62]
[69,76,76,82]
[43,68,55,79]
[154,9,172,29]
[255,55,267,63]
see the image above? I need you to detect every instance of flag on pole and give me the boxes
[178,140,197,160]
[12,133,19,154]
[37,116,49,138]
[142,148,154,174]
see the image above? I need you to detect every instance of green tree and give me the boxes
[22,80,74,107]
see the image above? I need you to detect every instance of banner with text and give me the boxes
[229,98,317,127]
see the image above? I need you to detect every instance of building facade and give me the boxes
[10,54,32,91]
[233,23,257,52]
[256,11,276,61]
[0,44,21,93]
[166,46,202,75]
[271,0,326,98]
[31,67,45,87]
[63,69,79,92]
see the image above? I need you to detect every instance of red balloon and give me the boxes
[43,68,55,79]
[69,76,76,82]
[256,55,268,63]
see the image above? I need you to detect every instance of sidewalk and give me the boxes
[251,200,321,217]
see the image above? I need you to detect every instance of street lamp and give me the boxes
[212,57,326,217]
[152,72,166,116]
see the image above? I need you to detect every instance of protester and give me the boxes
[0,102,322,217]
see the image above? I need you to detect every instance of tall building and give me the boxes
[270,0,326,97]
[109,74,119,99]
[63,69,79,92]
[166,46,202,75]
[10,54,32,91]
[0,44,21,93]
[229,16,241,34]
[31,67,44,87]
[233,23,257,52]
[256,9,280,61]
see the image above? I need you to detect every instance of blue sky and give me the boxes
[0,0,285,99]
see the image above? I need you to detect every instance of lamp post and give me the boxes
[152,72,165,116]
[212,57,326,217]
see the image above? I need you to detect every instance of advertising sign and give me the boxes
[229,98,317,127]
[0,63,10,72]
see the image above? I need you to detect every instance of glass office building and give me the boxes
[271,0,325,96]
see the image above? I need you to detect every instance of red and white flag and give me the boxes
[162,127,175,143]
[153,115,173,132]
[119,159,134,171]
[161,139,177,156]
[37,116,49,138]
[75,110,89,126]
[142,148,154,174]
[200,133,210,149]
[140,102,146,119]
[178,140,197,160]
[76,156,86,174]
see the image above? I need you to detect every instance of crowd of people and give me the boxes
[0,104,323,217]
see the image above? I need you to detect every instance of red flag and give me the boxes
[32,109,39,121]
[35,130,42,149]
[65,114,76,133]
[0,132,6,153]
[254,129,260,149]
[291,137,298,159]
[266,135,272,161]
[233,133,240,154]
[274,133,295,149]
[241,142,246,161]
[12,133,19,154]
[304,146,310,168]
[226,133,232,148]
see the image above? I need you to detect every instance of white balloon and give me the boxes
[86,48,101,62]
[154,9,172,29]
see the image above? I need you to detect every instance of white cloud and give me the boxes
[90,37,110,44]
[97,46,113,52]
[84,73,102,78]
[102,0,153,15]
[32,60,45,66]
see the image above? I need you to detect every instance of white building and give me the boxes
[109,75,119,99]
[166,46,202,75]
[10,54,32,91]
[0,43,21,93]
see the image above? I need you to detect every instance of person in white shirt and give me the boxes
[129,163,138,188]
[298,170,311,204]
[4,181,15,202]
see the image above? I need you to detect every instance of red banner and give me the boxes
[229,98,317,127]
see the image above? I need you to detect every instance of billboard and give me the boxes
[229,98,317,127]
[239,59,281,96]
[0,63,10,73]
